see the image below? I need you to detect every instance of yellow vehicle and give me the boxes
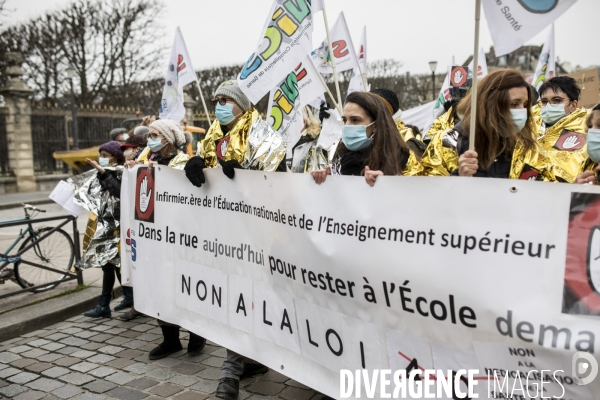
[53,123,206,172]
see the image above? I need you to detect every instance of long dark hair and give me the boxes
[336,92,410,175]
[456,69,538,170]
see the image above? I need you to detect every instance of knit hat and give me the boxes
[150,119,190,147]
[120,135,147,151]
[214,80,252,112]
[109,127,127,141]
[370,89,400,114]
[134,126,150,136]
[99,141,125,164]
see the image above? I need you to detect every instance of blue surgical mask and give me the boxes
[98,157,111,167]
[510,108,528,132]
[147,138,164,152]
[541,103,567,125]
[215,103,240,125]
[587,128,600,163]
[342,121,376,151]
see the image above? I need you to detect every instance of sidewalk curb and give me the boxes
[0,198,54,211]
[0,286,122,342]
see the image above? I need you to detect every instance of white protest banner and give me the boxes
[482,0,577,56]
[402,100,436,132]
[123,167,600,399]
[312,12,359,75]
[316,108,342,149]
[532,23,556,91]
[159,27,197,122]
[119,168,134,286]
[347,26,368,95]
[237,0,323,104]
[425,56,455,131]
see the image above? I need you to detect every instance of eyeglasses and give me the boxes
[210,97,230,107]
[540,97,570,107]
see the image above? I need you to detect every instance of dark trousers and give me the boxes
[99,264,121,306]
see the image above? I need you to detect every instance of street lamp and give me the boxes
[429,61,438,100]
[65,66,79,150]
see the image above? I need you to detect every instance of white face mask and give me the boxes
[98,157,111,167]
[541,103,567,125]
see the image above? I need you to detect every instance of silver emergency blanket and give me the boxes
[242,118,287,172]
[291,140,328,173]
[69,168,122,270]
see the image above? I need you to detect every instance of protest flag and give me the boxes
[347,26,369,95]
[482,0,577,56]
[159,27,198,123]
[237,0,323,104]
[531,23,556,91]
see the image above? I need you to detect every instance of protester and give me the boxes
[132,119,190,169]
[109,127,129,144]
[120,134,147,162]
[82,141,127,318]
[455,69,553,179]
[311,91,421,187]
[575,103,600,184]
[184,80,271,400]
[133,125,150,137]
[537,76,589,182]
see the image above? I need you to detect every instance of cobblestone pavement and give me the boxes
[0,299,325,400]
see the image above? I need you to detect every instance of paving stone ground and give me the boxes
[0,299,327,400]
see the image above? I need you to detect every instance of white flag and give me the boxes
[429,56,455,123]
[482,0,577,56]
[237,0,322,104]
[347,26,369,95]
[468,47,488,79]
[311,12,360,74]
[266,56,328,158]
[531,24,556,91]
[159,27,197,123]
[402,101,436,132]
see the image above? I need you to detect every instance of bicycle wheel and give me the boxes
[15,227,75,292]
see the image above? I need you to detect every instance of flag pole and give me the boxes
[322,8,343,114]
[195,76,212,127]
[468,0,481,151]
[313,67,341,113]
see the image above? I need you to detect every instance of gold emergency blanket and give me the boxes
[396,119,415,142]
[136,148,189,169]
[423,108,455,142]
[241,117,287,172]
[69,168,121,269]
[538,108,589,182]
[199,109,258,168]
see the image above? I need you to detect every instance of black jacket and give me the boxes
[339,148,410,176]
[98,170,122,199]
[451,132,513,179]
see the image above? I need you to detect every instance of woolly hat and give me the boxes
[99,141,125,164]
[120,134,147,151]
[150,119,190,148]
[370,88,400,114]
[109,127,127,141]
[134,126,150,136]
[214,80,252,112]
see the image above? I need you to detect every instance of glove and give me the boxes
[219,159,243,179]
[319,101,331,123]
[184,156,206,187]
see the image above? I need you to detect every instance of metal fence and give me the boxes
[0,111,7,175]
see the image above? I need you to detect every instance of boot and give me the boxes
[148,324,182,360]
[187,333,206,354]
[240,362,268,380]
[216,378,239,400]
[118,305,141,321]
[114,286,133,311]
[84,295,111,318]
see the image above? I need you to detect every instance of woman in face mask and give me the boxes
[311,91,418,186]
[83,141,129,318]
[133,119,191,169]
[120,134,147,162]
[456,69,554,179]
[575,104,600,184]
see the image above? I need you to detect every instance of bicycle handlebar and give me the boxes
[22,204,46,213]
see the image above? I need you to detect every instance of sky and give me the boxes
[5,0,600,77]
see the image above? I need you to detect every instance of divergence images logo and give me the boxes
[135,167,155,223]
[573,351,598,386]
[126,229,136,262]
[517,0,558,13]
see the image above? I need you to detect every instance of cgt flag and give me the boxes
[482,0,577,56]
[311,12,360,75]
[531,23,556,91]
[159,27,197,123]
[267,55,328,158]
[237,0,323,104]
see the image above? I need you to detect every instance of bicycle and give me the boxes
[0,204,75,292]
